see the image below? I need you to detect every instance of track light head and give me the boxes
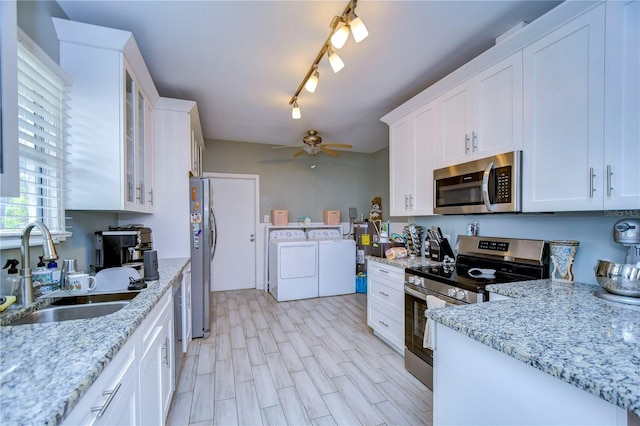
[292,99,301,119]
[328,47,345,73]
[349,12,368,43]
[304,67,319,93]
[330,20,349,49]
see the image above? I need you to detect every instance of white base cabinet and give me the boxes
[366,259,405,353]
[434,323,628,425]
[63,290,174,425]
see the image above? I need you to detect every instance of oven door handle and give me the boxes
[481,161,495,212]
[405,285,428,301]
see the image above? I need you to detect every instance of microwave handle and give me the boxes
[481,161,495,212]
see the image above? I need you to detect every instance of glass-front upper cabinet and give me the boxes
[53,17,157,213]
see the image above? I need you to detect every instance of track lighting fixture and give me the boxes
[288,0,367,119]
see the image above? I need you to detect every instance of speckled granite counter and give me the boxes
[0,257,190,425]
[428,279,640,416]
[366,255,436,269]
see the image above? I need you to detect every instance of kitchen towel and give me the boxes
[423,295,447,350]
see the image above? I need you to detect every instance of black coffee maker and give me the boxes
[94,225,153,275]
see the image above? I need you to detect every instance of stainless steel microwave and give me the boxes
[434,151,522,214]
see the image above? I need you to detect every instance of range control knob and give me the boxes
[447,288,457,298]
[408,276,415,284]
[455,288,466,300]
[415,277,424,287]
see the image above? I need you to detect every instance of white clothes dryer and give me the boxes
[268,229,318,301]
[307,229,356,297]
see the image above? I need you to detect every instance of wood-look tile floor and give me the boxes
[167,289,433,426]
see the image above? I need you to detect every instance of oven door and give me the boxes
[404,284,463,389]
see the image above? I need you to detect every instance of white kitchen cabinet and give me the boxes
[388,101,437,217]
[63,288,174,425]
[603,0,640,210]
[53,18,158,213]
[522,5,607,212]
[62,334,138,425]
[139,289,174,424]
[367,259,405,354]
[436,51,523,168]
[125,98,204,257]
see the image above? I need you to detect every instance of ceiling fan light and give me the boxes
[304,68,319,93]
[328,48,345,73]
[292,100,301,119]
[330,24,349,49]
[350,14,368,43]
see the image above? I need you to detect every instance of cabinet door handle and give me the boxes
[92,382,122,418]
[465,134,470,154]
[472,131,478,152]
[162,338,170,368]
[606,165,613,197]
[379,291,389,297]
[136,185,142,202]
[404,194,408,209]
[378,269,389,274]
[148,188,154,205]
[378,320,389,328]
[408,194,413,209]
[589,167,596,198]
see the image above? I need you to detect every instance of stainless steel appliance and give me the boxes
[434,151,522,214]
[404,235,548,390]
[94,225,153,277]
[594,219,640,305]
[189,178,217,338]
[173,276,183,384]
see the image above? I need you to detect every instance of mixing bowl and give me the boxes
[595,260,640,297]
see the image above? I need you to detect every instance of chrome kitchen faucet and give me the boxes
[20,222,59,305]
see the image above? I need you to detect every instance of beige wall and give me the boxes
[203,139,390,223]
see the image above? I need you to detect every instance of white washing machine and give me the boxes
[307,229,356,297]
[268,229,318,301]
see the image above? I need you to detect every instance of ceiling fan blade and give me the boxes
[321,143,352,149]
[293,149,306,157]
[272,145,303,149]
[320,147,339,157]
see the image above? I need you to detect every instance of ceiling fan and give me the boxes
[272,130,353,157]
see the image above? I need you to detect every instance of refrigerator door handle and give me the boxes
[210,207,217,261]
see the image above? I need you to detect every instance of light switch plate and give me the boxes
[264,215,270,223]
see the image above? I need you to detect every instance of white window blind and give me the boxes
[0,29,72,247]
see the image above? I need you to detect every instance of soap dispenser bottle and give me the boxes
[2,259,22,301]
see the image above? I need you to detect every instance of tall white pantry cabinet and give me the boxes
[53,18,159,213]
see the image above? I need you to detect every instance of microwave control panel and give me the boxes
[494,166,512,203]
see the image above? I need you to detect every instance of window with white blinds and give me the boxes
[0,29,71,246]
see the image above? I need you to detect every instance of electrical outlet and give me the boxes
[264,215,270,223]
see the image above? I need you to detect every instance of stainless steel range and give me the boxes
[404,235,549,390]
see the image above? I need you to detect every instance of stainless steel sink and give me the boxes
[51,291,139,306]
[9,301,131,325]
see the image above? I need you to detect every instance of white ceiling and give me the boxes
[57,0,561,153]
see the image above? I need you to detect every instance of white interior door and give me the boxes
[208,173,258,291]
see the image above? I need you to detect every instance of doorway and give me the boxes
[205,173,259,291]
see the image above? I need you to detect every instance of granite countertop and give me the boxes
[366,255,437,270]
[428,279,640,416]
[0,257,190,425]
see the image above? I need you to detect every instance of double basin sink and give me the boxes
[8,291,139,326]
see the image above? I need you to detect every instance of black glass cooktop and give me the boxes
[406,255,548,292]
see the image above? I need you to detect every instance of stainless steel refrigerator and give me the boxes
[189,177,216,338]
